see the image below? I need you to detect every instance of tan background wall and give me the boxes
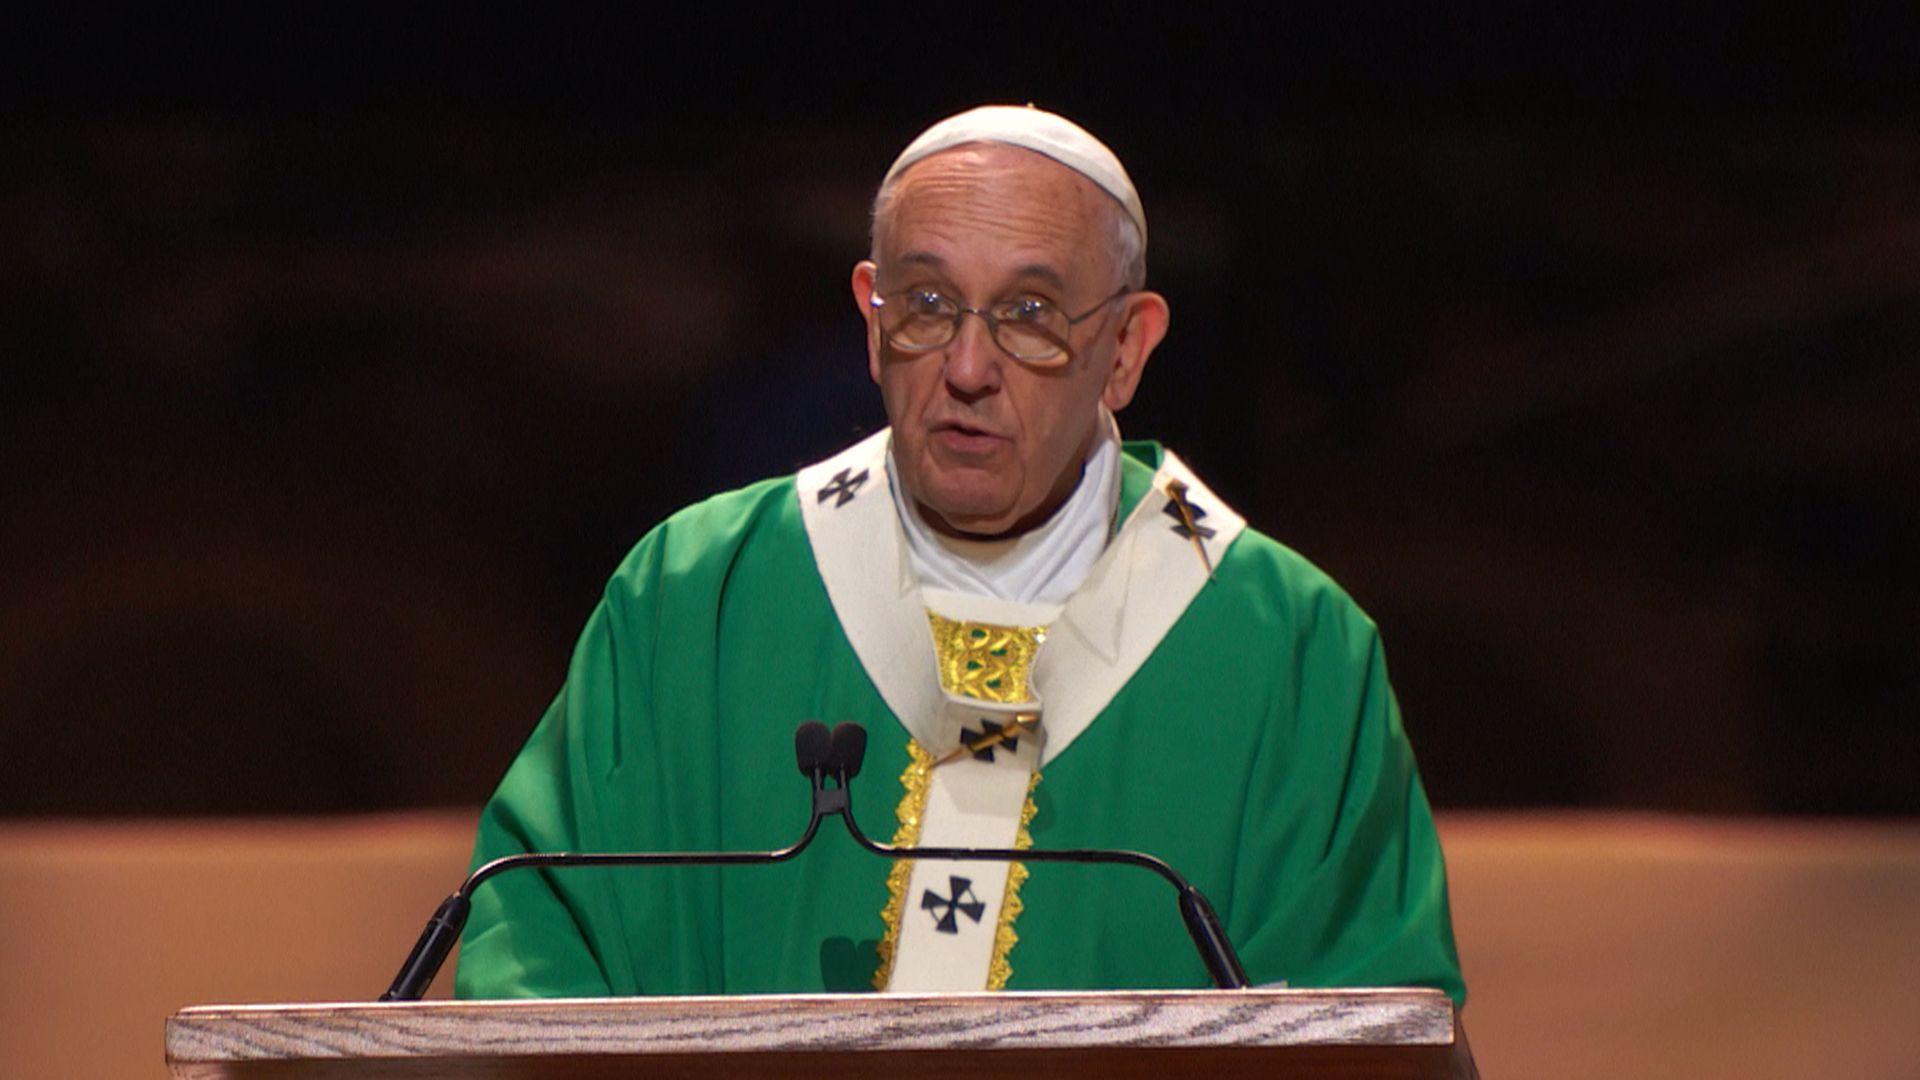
[1440,814,1920,1077]
[2,812,1916,1078]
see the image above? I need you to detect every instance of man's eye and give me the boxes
[1003,297,1054,322]
[904,290,949,315]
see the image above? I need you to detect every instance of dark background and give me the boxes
[3,10,1915,817]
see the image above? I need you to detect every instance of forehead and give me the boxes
[880,143,1116,289]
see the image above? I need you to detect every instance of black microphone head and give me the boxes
[795,721,832,776]
[829,722,867,779]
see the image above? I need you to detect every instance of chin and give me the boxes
[927,496,1016,530]
[918,481,1021,535]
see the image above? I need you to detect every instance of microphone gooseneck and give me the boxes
[379,719,1249,1000]
[379,727,838,1002]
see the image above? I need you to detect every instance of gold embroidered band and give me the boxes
[987,771,1042,990]
[873,740,934,990]
[926,613,1046,703]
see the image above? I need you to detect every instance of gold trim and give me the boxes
[985,770,1042,990]
[872,740,934,990]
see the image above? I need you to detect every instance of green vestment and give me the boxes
[455,440,1466,1005]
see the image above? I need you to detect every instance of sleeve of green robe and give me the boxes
[453,683,612,997]
[454,533,669,999]
[1229,572,1467,1006]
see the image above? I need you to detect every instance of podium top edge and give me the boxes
[168,989,1469,1078]
[167,987,1460,1065]
[172,986,1454,1019]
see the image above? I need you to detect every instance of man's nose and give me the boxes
[942,312,1002,397]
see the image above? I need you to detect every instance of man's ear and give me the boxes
[1101,291,1169,412]
[851,260,882,385]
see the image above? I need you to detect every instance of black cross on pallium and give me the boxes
[1163,494,1217,540]
[921,875,986,934]
[816,467,869,508]
[959,718,1020,763]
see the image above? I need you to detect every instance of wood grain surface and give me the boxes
[166,989,1465,1079]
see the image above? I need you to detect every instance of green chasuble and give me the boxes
[455,437,1466,1005]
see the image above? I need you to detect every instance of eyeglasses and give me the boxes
[869,285,1131,365]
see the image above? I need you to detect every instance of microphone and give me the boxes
[829,721,865,778]
[378,720,1248,999]
[817,721,1249,990]
[795,720,833,775]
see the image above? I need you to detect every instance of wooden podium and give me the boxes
[166,988,1475,1078]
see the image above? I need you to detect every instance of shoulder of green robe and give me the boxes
[601,474,806,598]
[1208,521,1388,654]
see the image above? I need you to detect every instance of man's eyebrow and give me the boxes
[888,253,1068,293]
[1011,263,1069,292]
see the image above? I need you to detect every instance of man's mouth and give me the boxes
[930,420,1005,454]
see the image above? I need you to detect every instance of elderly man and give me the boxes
[456,106,1464,1005]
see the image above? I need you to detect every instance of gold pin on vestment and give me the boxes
[1165,478,1215,578]
[934,712,1040,768]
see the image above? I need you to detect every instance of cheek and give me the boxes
[877,355,937,424]
[1032,367,1102,433]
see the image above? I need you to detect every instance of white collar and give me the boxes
[888,423,1121,606]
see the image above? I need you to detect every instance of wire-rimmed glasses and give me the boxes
[869,285,1131,365]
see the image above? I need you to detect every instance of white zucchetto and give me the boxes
[881,104,1146,248]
